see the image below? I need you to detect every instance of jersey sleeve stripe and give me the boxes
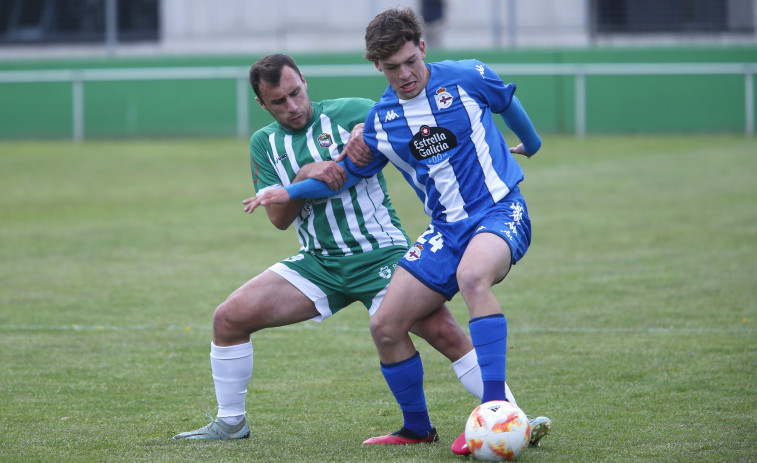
[267,132,291,187]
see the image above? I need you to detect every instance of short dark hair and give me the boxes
[249,54,302,100]
[364,7,423,62]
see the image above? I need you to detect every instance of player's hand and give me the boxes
[296,161,346,191]
[509,143,535,159]
[242,188,292,213]
[336,123,373,166]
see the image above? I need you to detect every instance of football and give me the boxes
[465,400,531,462]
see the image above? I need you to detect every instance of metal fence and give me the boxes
[0,62,754,140]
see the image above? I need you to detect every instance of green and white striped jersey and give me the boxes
[249,98,409,256]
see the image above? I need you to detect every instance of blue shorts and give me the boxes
[398,188,531,300]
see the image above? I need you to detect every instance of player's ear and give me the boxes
[300,73,307,90]
[255,97,268,112]
[419,40,426,59]
[373,60,382,72]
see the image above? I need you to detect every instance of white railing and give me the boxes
[0,63,754,140]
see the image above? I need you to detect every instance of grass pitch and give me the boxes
[0,135,755,462]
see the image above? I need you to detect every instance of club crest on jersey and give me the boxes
[404,244,423,261]
[317,133,333,148]
[409,125,458,164]
[434,87,453,110]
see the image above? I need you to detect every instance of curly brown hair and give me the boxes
[364,8,423,62]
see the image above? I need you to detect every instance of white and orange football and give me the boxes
[465,400,531,462]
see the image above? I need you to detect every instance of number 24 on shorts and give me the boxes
[418,225,444,252]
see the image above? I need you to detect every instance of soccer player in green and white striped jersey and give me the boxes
[174,54,512,441]
[251,96,408,257]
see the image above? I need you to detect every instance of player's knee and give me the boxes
[368,316,386,343]
[369,314,399,348]
[212,296,247,340]
[456,265,489,299]
[212,302,232,337]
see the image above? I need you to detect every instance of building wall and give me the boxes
[157,0,592,54]
[1,0,754,59]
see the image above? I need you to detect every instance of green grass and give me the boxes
[0,135,755,462]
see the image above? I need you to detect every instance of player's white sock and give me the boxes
[210,341,253,424]
[452,349,517,406]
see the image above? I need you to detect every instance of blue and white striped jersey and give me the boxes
[347,59,524,224]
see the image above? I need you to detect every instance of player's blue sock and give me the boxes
[380,351,432,436]
[469,314,508,403]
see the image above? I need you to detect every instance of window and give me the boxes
[592,0,754,34]
[0,0,159,45]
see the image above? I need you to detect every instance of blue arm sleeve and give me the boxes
[501,96,542,155]
[285,160,363,200]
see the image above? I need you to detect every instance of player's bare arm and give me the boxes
[242,187,293,215]
[247,160,347,229]
[255,194,302,230]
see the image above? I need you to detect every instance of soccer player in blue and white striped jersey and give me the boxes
[353,7,547,452]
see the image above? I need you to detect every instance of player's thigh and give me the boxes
[376,265,448,331]
[222,270,318,330]
[458,191,531,287]
[457,232,513,287]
